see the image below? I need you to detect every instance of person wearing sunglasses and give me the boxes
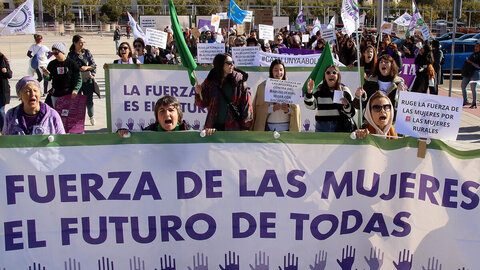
[195,53,253,131]
[354,91,397,139]
[67,35,97,126]
[354,54,407,122]
[42,42,82,109]
[305,65,356,132]
[251,59,300,132]
[132,38,161,64]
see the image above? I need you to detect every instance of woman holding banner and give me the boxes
[194,53,253,131]
[354,54,406,122]
[252,59,300,132]
[304,65,355,132]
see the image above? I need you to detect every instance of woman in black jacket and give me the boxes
[0,52,13,131]
[411,43,434,94]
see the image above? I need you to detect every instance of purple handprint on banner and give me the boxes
[29,263,45,270]
[303,119,310,131]
[188,253,208,270]
[279,253,298,270]
[336,245,356,270]
[156,254,176,270]
[64,258,81,270]
[126,118,135,130]
[393,249,413,270]
[364,247,384,270]
[249,251,269,270]
[98,257,114,270]
[309,250,327,270]
[219,251,239,270]
[137,118,146,129]
[115,118,123,130]
[130,256,145,270]
[193,120,201,130]
[422,257,442,270]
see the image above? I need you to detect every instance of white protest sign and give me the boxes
[381,21,393,35]
[211,14,220,31]
[140,17,156,28]
[244,11,253,23]
[259,24,274,41]
[145,28,168,49]
[264,78,303,104]
[216,12,228,20]
[421,24,431,40]
[333,90,344,104]
[359,13,366,28]
[197,43,226,64]
[396,91,463,140]
[232,46,259,66]
[302,34,310,43]
[321,28,336,42]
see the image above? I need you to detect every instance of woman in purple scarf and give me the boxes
[2,77,65,135]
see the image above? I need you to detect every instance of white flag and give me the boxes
[310,18,321,37]
[341,0,359,36]
[394,12,412,27]
[0,0,35,37]
[127,12,145,40]
[327,16,335,29]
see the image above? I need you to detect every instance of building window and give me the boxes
[3,3,10,9]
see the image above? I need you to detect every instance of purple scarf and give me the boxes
[17,102,47,134]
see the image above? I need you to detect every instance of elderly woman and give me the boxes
[2,77,65,135]
[252,59,300,132]
[194,53,253,131]
[118,95,214,137]
[354,91,397,139]
[354,54,407,121]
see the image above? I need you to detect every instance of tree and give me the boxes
[43,0,75,22]
[100,0,130,22]
[173,0,188,15]
[192,0,220,16]
[281,0,299,22]
[138,0,162,15]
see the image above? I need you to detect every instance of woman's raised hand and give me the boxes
[307,78,315,94]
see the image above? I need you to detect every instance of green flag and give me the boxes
[302,42,335,93]
[169,0,197,86]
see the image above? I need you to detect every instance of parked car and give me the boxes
[456,33,476,40]
[435,32,464,41]
[463,33,480,42]
[440,40,476,72]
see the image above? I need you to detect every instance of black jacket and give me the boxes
[0,54,12,105]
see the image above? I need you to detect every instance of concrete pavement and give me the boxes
[1,32,479,147]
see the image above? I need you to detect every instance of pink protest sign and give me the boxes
[54,94,87,134]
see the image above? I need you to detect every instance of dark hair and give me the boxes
[422,44,434,65]
[431,39,440,49]
[133,38,145,48]
[373,54,399,77]
[0,52,9,67]
[34,34,42,43]
[319,65,342,92]
[69,35,83,52]
[154,95,183,123]
[117,42,132,58]
[246,37,258,46]
[361,45,377,66]
[269,59,286,80]
[206,53,230,86]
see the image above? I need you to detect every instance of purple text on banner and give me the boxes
[55,94,87,134]
[399,58,417,89]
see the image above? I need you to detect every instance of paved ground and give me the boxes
[1,32,479,148]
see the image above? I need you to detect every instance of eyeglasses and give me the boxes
[371,104,392,112]
[134,44,143,48]
[119,46,128,50]
[325,71,338,75]
[225,61,234,66]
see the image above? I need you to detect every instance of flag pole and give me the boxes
[355,30,363,128]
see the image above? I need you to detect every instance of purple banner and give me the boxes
[198,19,215,32]
[399,58,417,89]
[278,48,322,55]
[55,94,87,134]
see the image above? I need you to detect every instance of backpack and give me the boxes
[30,54,39,70]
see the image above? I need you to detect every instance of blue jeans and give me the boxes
[461,71,479,104]
[315,120,337,132]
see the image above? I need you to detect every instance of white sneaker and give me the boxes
[90,117,96,126]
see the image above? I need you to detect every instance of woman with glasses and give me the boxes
[252,59,300,132]
[354,54,407,122]
[304,65,356,132]
[67,35,97,125]
[195,53,253,131]
[115,42,137,65]
[132,38,161,64]
[354,91,397,139]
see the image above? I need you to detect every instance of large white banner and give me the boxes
[256,51,321,67]
[106,67,362,132]
[0,133,479,269]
